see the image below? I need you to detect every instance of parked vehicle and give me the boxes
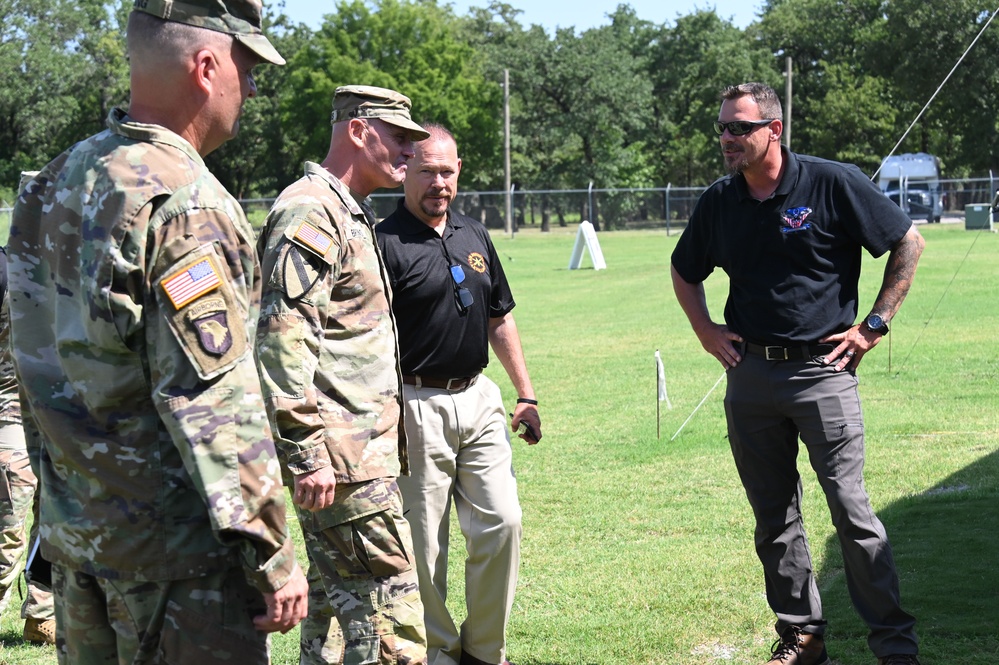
[877,152,943,223]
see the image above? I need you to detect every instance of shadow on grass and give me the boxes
[0,626,23,643]
[816,448,999,663]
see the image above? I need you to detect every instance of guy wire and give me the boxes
[876,6,999,373]
[873,5,999,179]
[675,7,999,435]
[892,229,985,377]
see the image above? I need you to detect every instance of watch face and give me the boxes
[867,315,887,333]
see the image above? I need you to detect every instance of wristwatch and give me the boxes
[863,314,890,335]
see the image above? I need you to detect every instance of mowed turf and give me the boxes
[3,222,996,664]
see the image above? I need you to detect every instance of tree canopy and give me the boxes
[5,0,999,205]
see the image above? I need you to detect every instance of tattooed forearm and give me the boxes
[871,225,925,320]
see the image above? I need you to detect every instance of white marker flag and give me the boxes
[655,349,672,410]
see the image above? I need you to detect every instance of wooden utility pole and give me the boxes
[784,56,792,150]
[504,69,512,236]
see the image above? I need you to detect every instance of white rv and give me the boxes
[877,153,943,223]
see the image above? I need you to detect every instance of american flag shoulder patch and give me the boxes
[293,221,334,257]
[160,256,222,310]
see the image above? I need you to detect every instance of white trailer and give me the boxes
[877,152,943,223]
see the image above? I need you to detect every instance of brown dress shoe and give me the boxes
[23,617,56,645]
[765,626,831,665]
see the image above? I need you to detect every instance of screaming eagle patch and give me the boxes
[190,305,233,356]
[159,250,248,381]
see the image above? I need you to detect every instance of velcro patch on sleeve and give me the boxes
[158,249,248,381]
[160,257,222,309]
[292,220,334,258]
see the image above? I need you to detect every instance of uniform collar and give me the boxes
[774,147,799,197]
[108,107,204,166]
[303,161,364,217]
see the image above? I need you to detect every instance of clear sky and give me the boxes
[272,0,764,32]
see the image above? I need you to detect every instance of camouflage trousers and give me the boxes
[52,563,271,665]
[297,477,427,665]
[0,429,54,620]
[300,550,344,665]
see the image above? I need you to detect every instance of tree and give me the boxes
[0,0,128,187]
[463,4,654,227]
[274,0,501,192]
[646,9,779,186]
[756,0,899,172]
[877,0,999,175]
[207,11,315,198]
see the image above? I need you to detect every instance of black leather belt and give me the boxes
[402,374,479,391]
[744,342,834,361]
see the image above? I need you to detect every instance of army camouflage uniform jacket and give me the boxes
[7,108,297,592]
[0,249,19,429]
[255,162,409,521]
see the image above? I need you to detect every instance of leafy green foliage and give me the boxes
[5,0,999,201]
[274,0,501,190]
[0,0,128,186]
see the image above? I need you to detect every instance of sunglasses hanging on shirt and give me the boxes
[441,239,474,316]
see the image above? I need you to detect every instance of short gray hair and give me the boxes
[127,11,233,68]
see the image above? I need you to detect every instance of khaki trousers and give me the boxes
[398,376,522,665]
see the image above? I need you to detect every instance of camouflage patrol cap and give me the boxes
[132,0,285,66]
[331,85,430,140]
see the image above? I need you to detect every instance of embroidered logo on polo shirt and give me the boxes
[467,252,487,273]
[780,207,813,233]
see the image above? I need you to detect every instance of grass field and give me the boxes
[1,222,997,664]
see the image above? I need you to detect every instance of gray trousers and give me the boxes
[724,354,918,657]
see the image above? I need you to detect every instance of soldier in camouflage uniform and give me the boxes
[255,85,430,665]
[0,235,55,647]
[7,1,308,662]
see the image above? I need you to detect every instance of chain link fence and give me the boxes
[240,177,999,234]
[241,185,720,234]
[5,177,998,239]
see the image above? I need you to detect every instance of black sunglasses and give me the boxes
[713,119,775,136]
[450,264,474,314]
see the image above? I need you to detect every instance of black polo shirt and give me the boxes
[671,148,911,344]
[376,200,515,377]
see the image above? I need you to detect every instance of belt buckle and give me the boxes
[445,377,463,390]
[764,345,788,361]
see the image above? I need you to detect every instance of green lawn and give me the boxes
[2,223,997,664]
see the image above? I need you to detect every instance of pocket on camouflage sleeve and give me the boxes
[156,245,249,381]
